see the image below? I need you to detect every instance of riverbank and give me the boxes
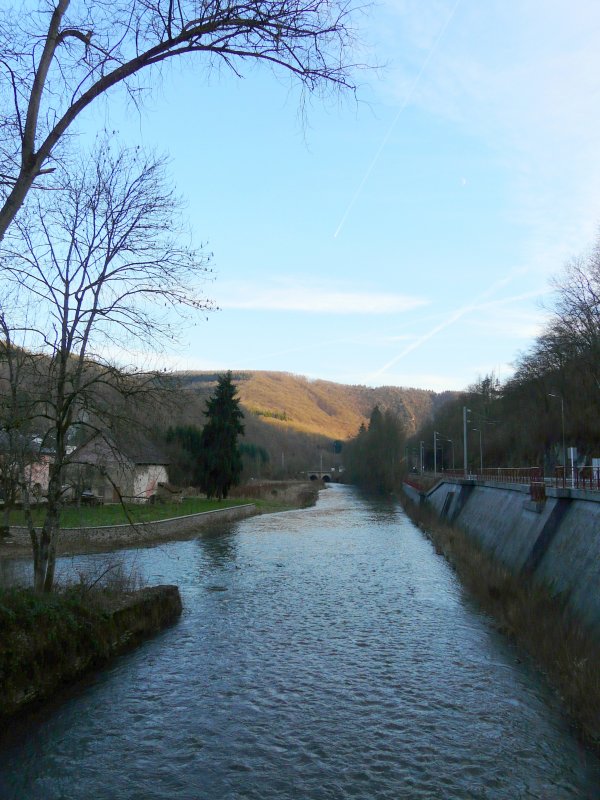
[0,480,321,560]
[399,487,600,748]
[0,583,182,720]
[0,481,321,722]
[4,484,599,797]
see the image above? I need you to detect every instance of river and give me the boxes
[0,484,598,799]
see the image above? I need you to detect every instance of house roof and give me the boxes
[0,430,51,458]
[71,432,169,467]
[121,437,169,466]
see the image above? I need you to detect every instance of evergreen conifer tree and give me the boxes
[165,425,205,486]
[200,373,245,499]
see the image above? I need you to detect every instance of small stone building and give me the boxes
[69,435,169,503]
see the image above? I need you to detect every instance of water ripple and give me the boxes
[0,485,599,799]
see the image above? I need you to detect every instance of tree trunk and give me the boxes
[33,516,59,593]
[34,471,62,593]
[1,505,10,538]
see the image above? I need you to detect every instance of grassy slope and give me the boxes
[8,498,250,528]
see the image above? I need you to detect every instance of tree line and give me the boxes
[344,406,405,493]
[408,237,600,474]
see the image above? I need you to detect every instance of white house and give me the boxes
[69,435,169,503]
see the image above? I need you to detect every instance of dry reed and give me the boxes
[400,491,600,747]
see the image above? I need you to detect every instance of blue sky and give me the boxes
[87,0,600,391]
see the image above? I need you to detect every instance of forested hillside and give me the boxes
[176,371,451,440]
[409,237,600,474]
[169,371,455,479]
[0,351,455,485]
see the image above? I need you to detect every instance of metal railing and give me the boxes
[551,466,600,491]
[426,465,600,492]
[443,467,541,485]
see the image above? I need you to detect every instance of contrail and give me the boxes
[366,272,521,382]
[333,0,463,239]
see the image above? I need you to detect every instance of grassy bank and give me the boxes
[5,481,320,530]
[0,481,321,560]
[400,490,600,747]
[230,479,321,512]
[6,497,251,529]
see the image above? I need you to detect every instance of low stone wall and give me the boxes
[5,503,257,556]
[0,584,182,718]
[230,480,320,507]
[405,478,600,635]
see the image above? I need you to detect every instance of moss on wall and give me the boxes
[0,585,182,718]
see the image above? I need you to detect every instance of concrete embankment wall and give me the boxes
[7,503,257,554]
[405,479,600,635]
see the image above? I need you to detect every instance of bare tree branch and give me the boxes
[0,0,365,238]
[0,142,213,591]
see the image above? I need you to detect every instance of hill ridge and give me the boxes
[176,370,455,441]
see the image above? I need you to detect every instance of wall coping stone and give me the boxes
[9,503,256,536]
[427,477,600,504]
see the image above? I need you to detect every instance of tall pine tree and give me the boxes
[200,373,245,499]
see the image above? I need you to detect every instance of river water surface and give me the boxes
[0,485,599,799]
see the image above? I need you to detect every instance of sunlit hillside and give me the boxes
[175,370,454,441]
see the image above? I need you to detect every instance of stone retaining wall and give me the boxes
[0,584,182,718]
[6,503,257,554]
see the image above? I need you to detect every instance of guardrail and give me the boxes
[551,466,600,490]
[427,466,600,492]
[443,467,542,485]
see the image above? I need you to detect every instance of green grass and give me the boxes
[8,497,251,529]
[251,497,298,514]
[4,484,316,532]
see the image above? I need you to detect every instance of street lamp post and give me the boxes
[433,430,437,475]
[420,440,424,474]
[548,393,566,480]
[447,437,455,470]
[434,432,454,471]
[472,428,483,474]
[463,406,470,478]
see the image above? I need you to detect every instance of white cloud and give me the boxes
[461,289,551,340]
[94,344,224,373]
[216,280,427,314]
[467,306,549,341]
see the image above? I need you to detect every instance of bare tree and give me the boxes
[0,142,212,591]
[0,0,362,239]
[548,250,600,390]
